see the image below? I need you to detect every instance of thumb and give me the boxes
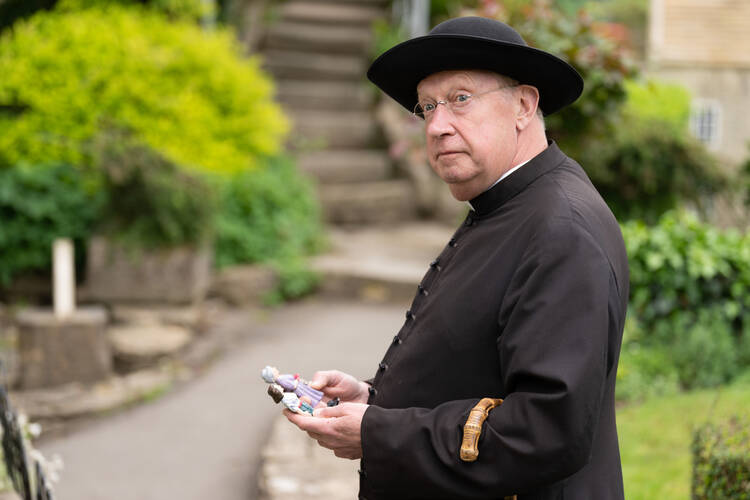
[310,370,337,391]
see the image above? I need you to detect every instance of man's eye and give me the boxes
[455,94,472,103]
[422,103,436,112]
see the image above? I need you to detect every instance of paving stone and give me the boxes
[282,1,383,25]
[265,21,373,54]
[109,324,192,372]
[110,305,203,330]
[276,80,372,111]
[298,149,392,183]
[208,265,278,307]
[291,110,379,149]
[259,416,359,500]
[11,369,173,420]
[319,179,416,224]
[262,50,365,81]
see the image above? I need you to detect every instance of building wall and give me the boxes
[649,0,750,167]
[652,66,750,164]
[650,0,750,67]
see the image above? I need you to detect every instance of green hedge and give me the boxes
[692,417,750,499]
[92,128,215,249]
[619,211,750,394]
[0,163,101,285]
[215,155,325,301]
[0,3,287,175]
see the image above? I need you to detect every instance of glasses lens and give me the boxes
[413,103,425,119]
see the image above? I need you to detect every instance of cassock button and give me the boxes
[405,310,415,320]
[464,217,474,226]
[358,469,367,478]
[417,284,428,296]
[430,258,441,270]
[379,362,388,371]
[393,335,402,345]
[368,386,378,396]
[449,238,458,247]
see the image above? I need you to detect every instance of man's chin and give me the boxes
[447,183,480,202]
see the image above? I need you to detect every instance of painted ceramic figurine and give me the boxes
[262,366,323,415]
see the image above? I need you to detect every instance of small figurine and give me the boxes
[261,366,324,415]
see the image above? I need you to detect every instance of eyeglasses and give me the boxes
[413,85,519,120]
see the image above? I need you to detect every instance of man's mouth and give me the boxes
[436,150,464,159]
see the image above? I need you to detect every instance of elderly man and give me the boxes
[286,16,629,500]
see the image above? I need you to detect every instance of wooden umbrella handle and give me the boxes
[459,398,517,500]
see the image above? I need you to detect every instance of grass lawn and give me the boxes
[617,381,750,499]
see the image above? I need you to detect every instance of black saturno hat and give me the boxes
[367,16,583,116]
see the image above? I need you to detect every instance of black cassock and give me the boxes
[359,143,629,500]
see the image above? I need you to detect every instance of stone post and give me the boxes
[17,307,112,389]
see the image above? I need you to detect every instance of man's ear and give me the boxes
[515,85,541,131]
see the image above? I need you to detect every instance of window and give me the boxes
[689,99,722,150]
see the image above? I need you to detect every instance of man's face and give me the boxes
[417,70,521,201]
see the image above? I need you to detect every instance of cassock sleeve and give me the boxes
[360,216,616,497]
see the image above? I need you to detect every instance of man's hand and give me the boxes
[284,403,368,459]
[309,370,370,404]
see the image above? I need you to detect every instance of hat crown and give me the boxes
[429,16,528,47]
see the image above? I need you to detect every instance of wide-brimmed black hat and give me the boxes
[367,16,583,116]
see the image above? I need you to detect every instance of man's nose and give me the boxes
[425,104,456,137]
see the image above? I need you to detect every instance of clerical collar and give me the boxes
[468,141,566,217]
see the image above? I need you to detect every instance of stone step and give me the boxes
[298,150,392,183]
[299,0,387,5]
[311,223,454,302]
[281,1,384,26]
[319,179,416,224]
[290,110,379,148]
[276,80,373,111]
[264,21,374,54]
[262,49,365,81]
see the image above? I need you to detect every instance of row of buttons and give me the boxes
[361,215,478,487]
[374,214,475,392]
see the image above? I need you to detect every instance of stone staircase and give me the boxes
[259,0,418,225]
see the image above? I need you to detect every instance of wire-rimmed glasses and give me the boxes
[413,84,520,120]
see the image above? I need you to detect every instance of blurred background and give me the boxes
[0,0,748,499]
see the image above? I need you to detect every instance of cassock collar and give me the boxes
[469,141,567,217]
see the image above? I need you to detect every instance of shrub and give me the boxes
[616,315,680,402]
[0,163,101,285]
[591,120,724,222]
[214,155,325,300]
[0,4,288,175]
[741,149,750,207]
[692,417,750,499]
[585,80,725,222]
[58,0,212,21]
[92,128,215,249]
[622,211,750,389]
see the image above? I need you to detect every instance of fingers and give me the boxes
[309,370,339,391]
[313,404,345,418]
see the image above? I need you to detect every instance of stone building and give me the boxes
[648,0,750,166]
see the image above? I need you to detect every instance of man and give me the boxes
[286,16,629,500]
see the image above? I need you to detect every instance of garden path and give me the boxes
[37,300,405,500]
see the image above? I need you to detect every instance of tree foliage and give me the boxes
[0,4,288,175]
[454,0,723,221]
[0,163,101,285]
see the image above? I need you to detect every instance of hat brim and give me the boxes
[367,34,583,116]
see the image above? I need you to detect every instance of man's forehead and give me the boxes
[416,69,501,96]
